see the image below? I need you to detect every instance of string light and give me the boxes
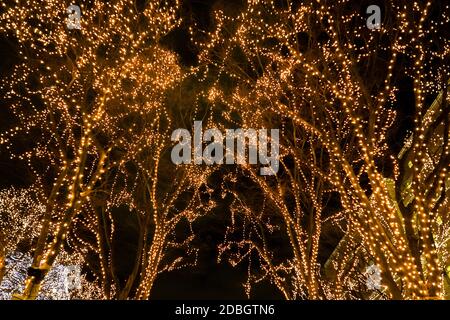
[0,0,448,300]
[0,0,214,300]
[196,0,449,299]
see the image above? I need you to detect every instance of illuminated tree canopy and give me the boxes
[0,0,448,300]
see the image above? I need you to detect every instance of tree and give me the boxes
[0,0,212,299]
[195,0,449,299]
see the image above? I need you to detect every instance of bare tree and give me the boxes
[0,0,212,299]
[195,0,449,299]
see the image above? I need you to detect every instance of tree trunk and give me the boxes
[134,226,166,300]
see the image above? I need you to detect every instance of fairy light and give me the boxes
[197,0,449,299]
[0,0,448,300]
[0,0,216,299]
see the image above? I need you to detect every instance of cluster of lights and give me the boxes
[0,0,215,299]
[0,0,448,300]
[196,0,449,299]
